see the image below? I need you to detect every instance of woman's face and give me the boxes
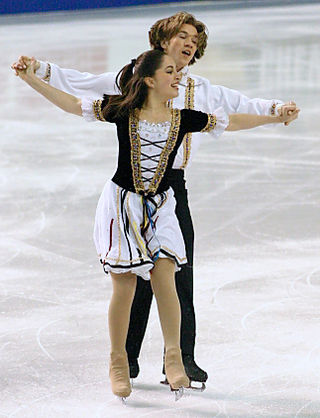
[151,54,181,100]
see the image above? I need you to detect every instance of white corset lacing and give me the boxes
[138,120,171,191]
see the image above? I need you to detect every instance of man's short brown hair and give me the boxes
[148,12,208,66]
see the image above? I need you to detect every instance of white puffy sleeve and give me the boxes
[36,61,49,79]
[182,107,229,139]
[81,98,107,123]
[203,106,229,139]
[212,84,283,116]
[36,61,119,97]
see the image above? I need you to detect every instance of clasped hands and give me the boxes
[11,56,38,81]
[11,55,40,75]
[278,101,300,126]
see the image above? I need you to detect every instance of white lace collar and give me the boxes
[139,119,171,127]
[178,66,203,87]
[179,66,190,86]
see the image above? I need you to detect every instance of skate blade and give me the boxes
[116,396,128,404]
[187,382,206,392]
[161,378,206,392]
[170,386,184,401]
[161,379,184,400]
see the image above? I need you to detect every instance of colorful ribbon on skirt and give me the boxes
[141,195,162,262]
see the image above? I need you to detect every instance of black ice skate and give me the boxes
[160,354,208,391]
[129,357,140,382]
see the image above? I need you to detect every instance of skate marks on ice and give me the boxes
[193,261,320,416]
[190,131,320,244]
[191,127,320,413]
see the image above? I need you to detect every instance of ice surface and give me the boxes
[1,2,320,417]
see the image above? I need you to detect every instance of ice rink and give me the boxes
[1,1,320,416]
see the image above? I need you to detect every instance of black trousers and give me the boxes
[125,169,196,359]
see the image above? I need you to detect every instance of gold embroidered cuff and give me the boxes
[270,103,277,116]
[93,99,106,121]
[42,63,51,82]
[270,102,282,116]
[201,114,217,133]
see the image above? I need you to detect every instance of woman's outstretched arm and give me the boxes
[226,109,300,131]
[16,59,82,116]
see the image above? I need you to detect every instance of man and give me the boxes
[12,11,297,390]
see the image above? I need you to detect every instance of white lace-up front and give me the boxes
[138,120,171,189]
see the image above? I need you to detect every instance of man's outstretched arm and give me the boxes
[211,84,298,125]
[11,55,118,98]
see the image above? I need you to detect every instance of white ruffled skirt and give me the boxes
[94,180,187,280]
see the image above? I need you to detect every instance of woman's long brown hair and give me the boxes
[102,49,166,120]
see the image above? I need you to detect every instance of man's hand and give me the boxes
[11,56,40,76]
[278,101,299,126]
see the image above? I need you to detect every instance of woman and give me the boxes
[15,49,299,401]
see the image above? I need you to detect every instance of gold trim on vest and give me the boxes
[180,77,195,169]
[129,109,145,194]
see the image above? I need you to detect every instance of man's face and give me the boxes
[161,23,198,71]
